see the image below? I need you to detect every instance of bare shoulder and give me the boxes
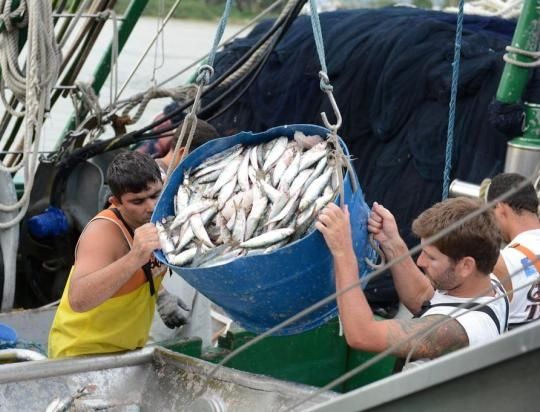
[75,218,129,264]
[386,315,469,360]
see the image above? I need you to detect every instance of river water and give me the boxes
[37,17,244,152]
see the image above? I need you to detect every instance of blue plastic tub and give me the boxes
[152,124,374,335]
[0,323,17,348]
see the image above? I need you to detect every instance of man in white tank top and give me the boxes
[317,197,508,370]
[488,173,540,329]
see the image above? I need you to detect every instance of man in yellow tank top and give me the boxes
[48,151,189,358]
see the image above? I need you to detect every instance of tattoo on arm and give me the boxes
[387,315,469,360]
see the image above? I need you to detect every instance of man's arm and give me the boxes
[493,255,513,301]
[68,220,161,312]
[368,202,434,313]
[317,204,468,359]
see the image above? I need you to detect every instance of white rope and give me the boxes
[0,0,61,228]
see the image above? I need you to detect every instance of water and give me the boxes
[31,18,244,152]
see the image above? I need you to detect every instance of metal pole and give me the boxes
[495,0,540,104]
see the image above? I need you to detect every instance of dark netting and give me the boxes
[200,7,516,310]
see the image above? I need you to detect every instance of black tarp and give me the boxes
[204,7,516,310]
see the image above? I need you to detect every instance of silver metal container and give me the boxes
[0,347,337,411]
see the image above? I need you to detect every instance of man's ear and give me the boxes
[109,195,121,207]
[459,256,476,277]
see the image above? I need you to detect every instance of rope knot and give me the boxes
[318,71,333,92]
[196,64,214,86]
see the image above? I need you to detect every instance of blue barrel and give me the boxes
[152,124,375,335]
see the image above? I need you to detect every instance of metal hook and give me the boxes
[318,72,342,133]
[364,233,387,270]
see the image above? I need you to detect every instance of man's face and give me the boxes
[112,180,163,228]
[416,242,460,291]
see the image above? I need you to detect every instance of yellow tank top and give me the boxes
[48,209,166,358]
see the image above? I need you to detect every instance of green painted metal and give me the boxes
[59,0,150,141]
[158,336,203,358]
[164,317,396,393]
[520,103,540,145]
[496,0,540,104]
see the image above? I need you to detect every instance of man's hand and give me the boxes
[157,289,190,329]
[367,202,407,259]
[130,223,161,267]
[316,203,354,258]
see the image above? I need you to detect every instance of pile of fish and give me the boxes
[156,131,343,268]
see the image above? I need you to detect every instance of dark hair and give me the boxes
[487,172,539,214]
[412,197,501,274]
[107,151,162,199]
[170,118,219,152]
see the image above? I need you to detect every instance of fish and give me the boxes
[239,228,295,248]
[158,134,343,267]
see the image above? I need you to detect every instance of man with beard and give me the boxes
[488,173,540,329]
[48,151,188,358]
[317,197,509,370]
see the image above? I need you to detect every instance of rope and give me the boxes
[0,0,61,228]
[442,0,465,200]
[503,45,540,68]
[164,0,234,179]
[119,84,198,125]
[206,0,234,69]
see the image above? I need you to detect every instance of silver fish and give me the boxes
[237,149,251,192]
[278,151,301,192]
[298,141,328,171]
[245,185,268,239]
[170,199,215,230]
[208,155,243,197]
[190,210,216,248]
[272,146,295,186]
[169,247,198,266]
[194,144,243,171]
[217,174,237,209]
[263,136,289,172]
[240,228,295,249]
[299,168,334,212]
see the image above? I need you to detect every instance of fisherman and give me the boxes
[316,197,508,369]
[487,172,540,330]
[155,117,219,179]
[48,151,190,358]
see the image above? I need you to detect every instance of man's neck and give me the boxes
[446,274,494,298]
[506,213,540,242]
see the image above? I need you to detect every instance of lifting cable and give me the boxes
[442,0,465,200]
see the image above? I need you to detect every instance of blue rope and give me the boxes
[442,0,465,200]
[196,0,234,85]
[308,0,332,92]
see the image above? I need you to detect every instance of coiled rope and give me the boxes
[0,0,61,228]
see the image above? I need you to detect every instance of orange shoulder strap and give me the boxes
[509,243,540,273]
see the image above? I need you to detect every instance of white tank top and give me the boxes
[501,229,540,327]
